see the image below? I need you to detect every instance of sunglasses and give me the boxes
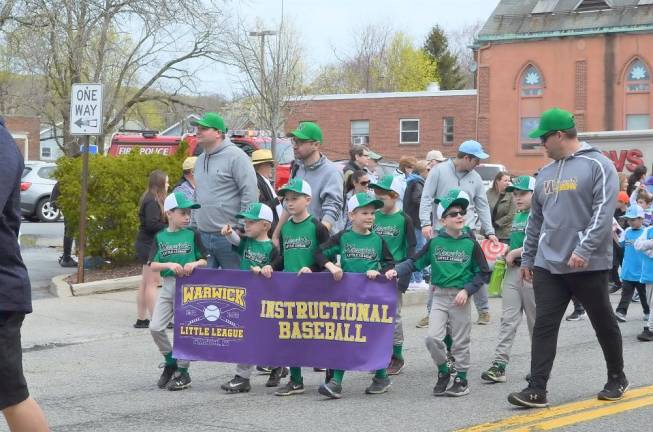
[444,210,466,218]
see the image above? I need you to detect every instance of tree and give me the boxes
[2,0,228,154]
[447,21,484,89]
[384,32,437,92]
[423,25,466,90]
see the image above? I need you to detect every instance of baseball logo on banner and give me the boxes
[480,239,508,266]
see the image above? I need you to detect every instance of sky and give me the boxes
[200,0,502,96]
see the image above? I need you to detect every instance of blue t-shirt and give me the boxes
[640,227,653,284]
[620,227,645,282]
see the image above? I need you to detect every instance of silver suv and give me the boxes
[20,161,61,222]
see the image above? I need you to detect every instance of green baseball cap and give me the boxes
[236,202,274,222]
[164,191,201,212]
[435,189,470,219]
[528,108,575,138]
[278,178,312,197]
[347,192,383,212]
[191,112,228,132]
[368,150,383,161]
[506,175,536,192]
[370,175,403,194]
[287,122,323,143]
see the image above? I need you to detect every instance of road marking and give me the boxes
[455,385,653,432]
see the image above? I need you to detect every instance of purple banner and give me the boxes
[173,269,397,371]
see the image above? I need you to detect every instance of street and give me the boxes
[5,288,653,432]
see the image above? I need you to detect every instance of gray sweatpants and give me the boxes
[393,291,404,346]
[235,364,255,379]
[150,277,189,368]
[493,265,536,365]
[427,283,489,315]
[425,287,472,372]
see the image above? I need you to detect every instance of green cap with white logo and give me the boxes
[434,189,470,219]
[278,178,312,197]
[347,192,383,213]
[236,202,274,222]
[164,191,201,212]
[506,176,536,192]
[370,175,403,194]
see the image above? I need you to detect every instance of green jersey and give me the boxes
[316,229,394,273]
[236,237,279,270]
[402,230,490,293]
[373,210,416,262]
[148,228,206,277]
[277,215,330,272]
[509,210,530,250]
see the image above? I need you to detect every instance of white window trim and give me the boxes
[399,118,420,145]
[442,117,454,145]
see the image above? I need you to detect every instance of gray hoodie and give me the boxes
[193,138,258,232]
[522,142,618,274]
[293,154,343,230]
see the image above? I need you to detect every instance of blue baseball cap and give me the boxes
[458,140,489,160]
[624,205,645,219]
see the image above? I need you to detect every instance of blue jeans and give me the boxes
[411,228,428,283]
[200,231,240,270]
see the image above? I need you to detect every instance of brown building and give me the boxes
[475,0,653,174]
[284,90,477,162]
[2,115,41,161]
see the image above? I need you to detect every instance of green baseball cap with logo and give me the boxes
[191,112,228,132]
[435,189,470,219]
[278,178,312,197]
[236,202,274,222]
[368,150,383,161]
[370,175,404,195]
[347,192,383,213]
[528,108,575,138]
[164,191,201,212]
[506,175,536,193]
[287,122,323,143]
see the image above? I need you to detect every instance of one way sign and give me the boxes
[70,83,103,135]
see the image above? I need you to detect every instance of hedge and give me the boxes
[54,142,188,264]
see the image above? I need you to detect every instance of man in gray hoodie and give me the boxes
[192,112,258,269]
[508,108,627,409]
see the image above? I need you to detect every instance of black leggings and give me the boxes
[617,281,650,315]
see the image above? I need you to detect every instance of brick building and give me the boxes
[474,0,653,174]
[284,90,477,162]
[2,115,41,161]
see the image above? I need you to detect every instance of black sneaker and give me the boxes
[318,379,343,399]
[324,369,333,384]
[166,371,191,391]
[508,386,549,408]
[637,327,653,341]
[167,322,174,329]
[265,367,287,387]
[481,363,506,383]
[365,376,391,394]
[565,310,585,321]
[59,256,78,268]
[597,374,629,401]
[133,319,150,329]
[387,357,405,375]
[220,375,251,393]
[313,367,326,372]
[432,371,451,396]
[275,380,305,396]
[615,312,627,323]
[157,363,178,389]
[446,376,470,397]
[256,366,272,374]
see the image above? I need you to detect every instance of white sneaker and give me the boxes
[615,312,627,323]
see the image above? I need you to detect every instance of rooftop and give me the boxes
[288,89,477,102]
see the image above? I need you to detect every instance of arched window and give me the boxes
[626,59,650,93]
[520,65,544,97]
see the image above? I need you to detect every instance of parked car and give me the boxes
[475,163,508,191]
[20,161,61,222]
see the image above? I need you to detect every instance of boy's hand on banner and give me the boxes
[183,262,197,275]
[261,265,273,279]
[221,224,233,236]
[325,263,343,281]
[297,267,312,275]
[250,265,262,275]
[385,269,397,280]
[454,290,469,306]
[366,270,380,280]
[168,262,184,276]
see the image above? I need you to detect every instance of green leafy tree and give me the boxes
[385,32,437,92]
[423,25,466,90]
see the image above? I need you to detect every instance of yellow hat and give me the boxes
[182,156,197,171]
[251,149,274,165]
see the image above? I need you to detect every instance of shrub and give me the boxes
[55,142,188,264]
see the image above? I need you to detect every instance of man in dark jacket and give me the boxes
[0,117,49,430]
[252,149,280,233]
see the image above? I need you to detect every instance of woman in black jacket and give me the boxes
[403,160,429,284]
[134,170,168,328]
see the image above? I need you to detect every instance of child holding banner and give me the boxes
[481,176,536,384]
[272,179,331,396]
[315,192,395,399]
[219,202,285,392]
[387,189,490,397]
[369,175,416,376]
[148,192,206,391]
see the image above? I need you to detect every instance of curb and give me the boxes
[49,274,74,298]
[70,275,140,296]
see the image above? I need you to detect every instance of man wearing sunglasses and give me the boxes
[508,107,627,408]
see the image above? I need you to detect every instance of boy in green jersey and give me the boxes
[369,175,416,375]
[481,176,536,384]
[387,189,490,397]
[148,192,207,391]
[273,179,330,396]
[315,192,395,399]
[219,202,285,392]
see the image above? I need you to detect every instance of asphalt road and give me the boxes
[5,290,653,432]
